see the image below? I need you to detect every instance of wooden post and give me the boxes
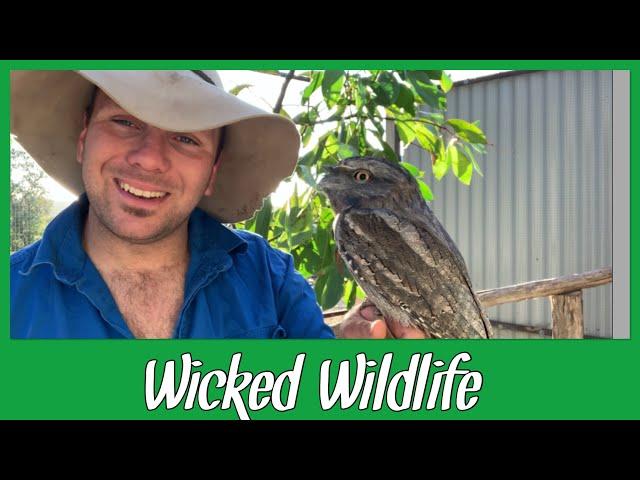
[550,290,584,338]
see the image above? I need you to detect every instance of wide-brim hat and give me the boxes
[10,70,301,222]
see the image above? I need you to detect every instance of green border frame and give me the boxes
[1,60,636,420]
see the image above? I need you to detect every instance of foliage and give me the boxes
[236,70,489,310]
[11,146,53,252]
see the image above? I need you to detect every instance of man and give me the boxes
[10,70,424,339]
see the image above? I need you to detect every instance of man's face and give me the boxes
[77,90,222,244]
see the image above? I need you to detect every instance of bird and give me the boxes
[317,156,493,339]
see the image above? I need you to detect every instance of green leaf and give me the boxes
[321,70,346,108]
[406,72,446,110]
[417,179,434,201]
[419,70,443,80]
[254,197,272,238]
[343,279,359,309]
[297,165,317,187]
[394,83,416,116]
[470,142,488,154]
[323,134,358,161]
[241,215,256,232]
[432,136,449,180]
[301,127,313,147]
[315,266,344,309]
[400,162,431,200]
[298,148,316,167]
[433,155,449,180]
[229,84,252,96]
[371,118,384,137]
[371,71,400,106]
[314,273,327,300]
[337,143,358,160]
[406,71,438,84]
[289,230,314,248]
[414,123,437,151]
[435,135,446,157]
[449,143,473,185]
[379,139,399,163]
[355,81,369,110]
[315,225,333,265]
[422,111,445,124]
[288,202,313,236]
[300,245,321,276]
[400,161,424,179]
[278,108,292,121]
[461,143,484,177]
[440,72,453,93]
[293,108,319,126]
[303,71,324,104]
[446,119,488,144]
[294,108,320,147]
[298,249,319,278]
[323,102,348,122]
[395,120,417,145]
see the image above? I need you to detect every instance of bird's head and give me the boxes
[317,156,424,214]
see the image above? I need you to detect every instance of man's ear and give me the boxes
[203,158,220,197]
[76,113,89,165]
[203,129,224,197]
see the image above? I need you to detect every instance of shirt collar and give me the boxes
[20,194,88,284]
[20,193,248,283]
[187,205,248,260]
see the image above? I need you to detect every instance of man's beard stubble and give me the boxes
[82,171,191,246]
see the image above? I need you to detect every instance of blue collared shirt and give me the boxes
[11,195,335,339]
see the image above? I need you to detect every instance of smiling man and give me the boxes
[76,89,226,338]
[10,70,424,340]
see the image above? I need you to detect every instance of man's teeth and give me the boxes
[119,181,167,199]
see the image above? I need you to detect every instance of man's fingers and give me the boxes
[386,317,427,339]
[369,319,387,339]
[340,316,387,339]
[339,303,387,339]
[356,304,387,338]
[339,300,425,339]
[359,305,381,322]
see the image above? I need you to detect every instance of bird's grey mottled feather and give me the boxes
[318,156,493,339]
[336,208,490,338]
[408,204,492,337]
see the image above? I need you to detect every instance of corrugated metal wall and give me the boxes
[405,71,612,337]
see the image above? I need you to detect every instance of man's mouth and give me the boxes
[117,180,169,199]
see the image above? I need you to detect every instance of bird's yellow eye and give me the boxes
[353,170,371,183]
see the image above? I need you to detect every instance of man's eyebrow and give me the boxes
[97,102,128,114]
[92,92,129,114]
[92,95,216,144]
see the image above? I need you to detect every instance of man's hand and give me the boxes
[337,299,426,339]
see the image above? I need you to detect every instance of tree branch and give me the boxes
[255,70,311,83]
[294,113,458,139]
[273,70,296,114]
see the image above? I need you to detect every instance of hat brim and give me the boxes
[10,70,301,223]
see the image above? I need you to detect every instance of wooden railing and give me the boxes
[323,266,612,339]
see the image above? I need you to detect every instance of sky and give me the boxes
[31,70,509,205]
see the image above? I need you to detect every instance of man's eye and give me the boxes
[113,119,137,128]
[176,135,199,146]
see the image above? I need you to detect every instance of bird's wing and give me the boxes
[411,206,493,337]
[337,208,491,338]
[417,205,472,285]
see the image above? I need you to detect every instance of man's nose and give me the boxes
[126,128,170,173]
